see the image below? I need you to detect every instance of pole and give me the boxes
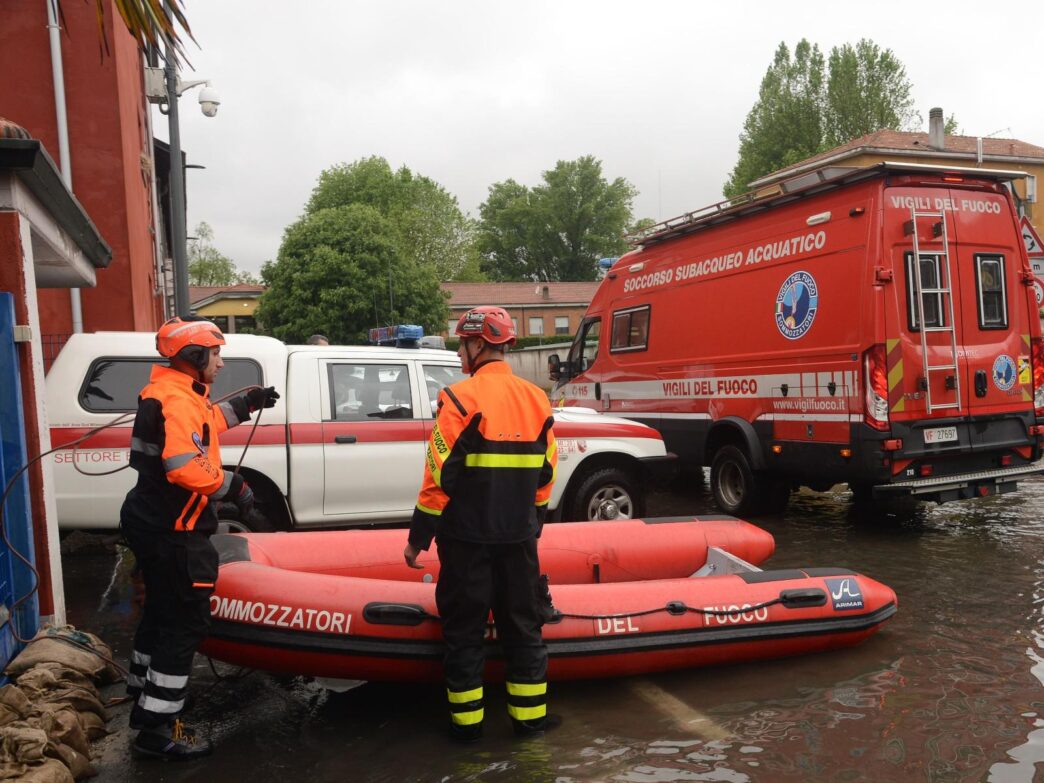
[165,29,190,316]
[46,0,83,333]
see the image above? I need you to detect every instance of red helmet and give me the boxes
[156,316,225,359]
[455,306,516,346]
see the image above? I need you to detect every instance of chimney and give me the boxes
[541,285,550,300]
[929,107,945,150]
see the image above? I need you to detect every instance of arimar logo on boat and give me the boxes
[825,577,864,611]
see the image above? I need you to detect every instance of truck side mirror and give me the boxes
[548,354,561,381]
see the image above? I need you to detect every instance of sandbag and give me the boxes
[5,628,119,684]
[0,686,31,727]
[0,757,74,783]
[77,712,106,742]
[32,704,88,759]
[53,744,93,780]
[15,670,106,722]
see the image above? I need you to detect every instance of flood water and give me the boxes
[63,476,1044,782]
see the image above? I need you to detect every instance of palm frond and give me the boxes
[70,0,196,67]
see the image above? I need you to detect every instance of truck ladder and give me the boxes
[910,209,961,414]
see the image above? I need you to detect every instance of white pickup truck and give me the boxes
[46,332,674,531]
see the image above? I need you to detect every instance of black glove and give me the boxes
[234,479,254,518]
[246,386,280,412]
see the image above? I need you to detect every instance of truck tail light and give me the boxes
[863,344,890,431]
[1032,337,1044,416]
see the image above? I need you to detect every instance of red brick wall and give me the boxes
[0,0,161,337]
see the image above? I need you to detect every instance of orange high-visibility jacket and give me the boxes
[409,361,557,550]
[121,365,249,534]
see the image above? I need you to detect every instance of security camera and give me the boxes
[198,85,221,117]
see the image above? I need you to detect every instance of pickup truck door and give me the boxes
[319,359,425,520]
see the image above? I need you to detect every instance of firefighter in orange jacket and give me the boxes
[404,306,558,742]
[121,316,278,760]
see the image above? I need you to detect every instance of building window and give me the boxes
[554,316,569,335]
[512,318,519,335]
[610,306,650,352]
[529,317,544,336]
[447,319,457,334]
[905,252,946,331]
[233,315,257,334]
[975,254,1008,329]
[210,315,230,332]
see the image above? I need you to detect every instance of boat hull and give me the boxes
[200,519,896,682]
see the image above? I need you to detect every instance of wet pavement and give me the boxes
[64,476,1044,782]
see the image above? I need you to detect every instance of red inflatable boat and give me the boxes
[201,517,897,682]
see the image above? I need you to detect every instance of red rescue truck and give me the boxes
[551,162,1044,514]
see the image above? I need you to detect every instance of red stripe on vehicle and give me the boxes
[552,422,662,440]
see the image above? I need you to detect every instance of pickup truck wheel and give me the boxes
[710,445,764,516]
[563,467,643,522]
[215,503,283,534]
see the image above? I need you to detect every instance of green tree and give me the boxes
[823,40,916,147]
[478,156,635,282]
[724,40,826,198]
[256,205,448,344]
[725,39,934,198]
[187,222,257,286]
[307,156,481,282]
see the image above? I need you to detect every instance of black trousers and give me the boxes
[435,536,548,728]
[123,525,217,730]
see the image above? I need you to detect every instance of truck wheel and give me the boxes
[215,495,286,534]
[710,445,765,516]
[563,467,643,522]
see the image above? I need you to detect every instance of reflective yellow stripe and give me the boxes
[426,445,442,487]
[464,453,546,469]
[535,498,550,507]
[546,443,556,460]
[447,686,483,704]
[507,703,546,721]
[506,682,546,697]
[416,503,442,517]
[451,708,484,726]
[431,422,451,460]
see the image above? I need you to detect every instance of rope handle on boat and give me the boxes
[364,589,826,627]
[552,597,785,622]
[550,587,826,622]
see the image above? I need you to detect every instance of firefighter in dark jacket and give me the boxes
[404,306,558,742]
[121,316,278,760]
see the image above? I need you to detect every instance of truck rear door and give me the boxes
[883,183,1031,447]
[944,186,1035,447]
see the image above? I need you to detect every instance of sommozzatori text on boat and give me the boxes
[200,517,897,681]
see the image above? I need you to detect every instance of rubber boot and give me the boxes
[513,713,562,738]
[131,718,212,761]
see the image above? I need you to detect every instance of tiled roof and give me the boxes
[753,130,1044,186]
[442,281,600,307]
[189,284,265,305]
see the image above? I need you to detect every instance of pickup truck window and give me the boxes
[422,363,466,413]
[78,358,263,412]
[329,363,414,420]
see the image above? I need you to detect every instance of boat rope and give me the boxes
[551,597,786,622]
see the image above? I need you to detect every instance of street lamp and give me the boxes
[143,63,221,316]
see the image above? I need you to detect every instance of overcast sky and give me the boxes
[162,0,1044,276]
